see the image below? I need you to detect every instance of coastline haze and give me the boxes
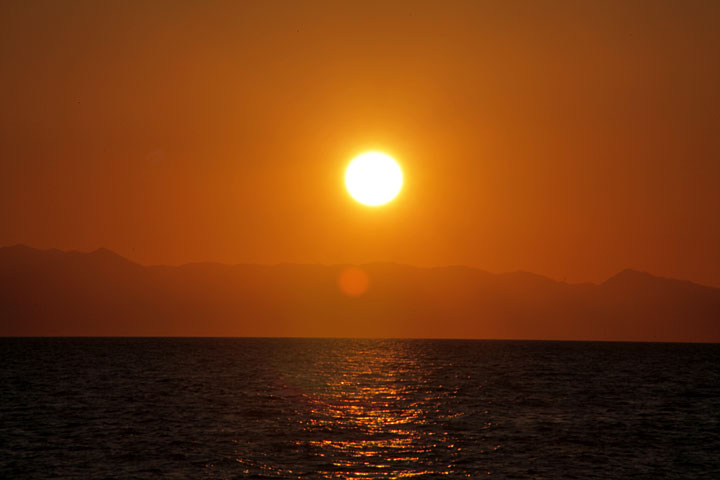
[2,245,718,342]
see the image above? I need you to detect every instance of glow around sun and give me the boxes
[345,152,403,206]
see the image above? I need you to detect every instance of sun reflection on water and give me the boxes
[285,340,465,478]
[227,339,500,478]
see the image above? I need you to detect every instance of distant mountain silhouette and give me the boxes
[1,245,718,341]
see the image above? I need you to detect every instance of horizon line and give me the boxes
[1,335,719,345]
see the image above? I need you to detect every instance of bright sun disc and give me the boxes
[345,152,403,206]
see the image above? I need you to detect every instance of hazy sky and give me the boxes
[2,0,719,286]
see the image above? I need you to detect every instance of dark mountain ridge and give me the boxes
[1,245,718,341]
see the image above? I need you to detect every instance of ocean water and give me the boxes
[1,338,719,479]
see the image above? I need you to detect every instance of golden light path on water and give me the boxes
[239,339,495,479]
[298,343,448,478]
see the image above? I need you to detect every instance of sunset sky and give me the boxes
[2,0,719,286]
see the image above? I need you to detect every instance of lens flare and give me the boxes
[337,267,370,297]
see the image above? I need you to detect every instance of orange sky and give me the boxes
[1,0,719,286]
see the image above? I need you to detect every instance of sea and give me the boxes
[1,338,718,479]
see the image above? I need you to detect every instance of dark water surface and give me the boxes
[1,338,719,479]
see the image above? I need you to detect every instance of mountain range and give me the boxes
[1,245,718,342]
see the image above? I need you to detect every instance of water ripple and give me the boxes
[1,338,719,478]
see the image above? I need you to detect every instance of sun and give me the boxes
[345,152,403,206]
